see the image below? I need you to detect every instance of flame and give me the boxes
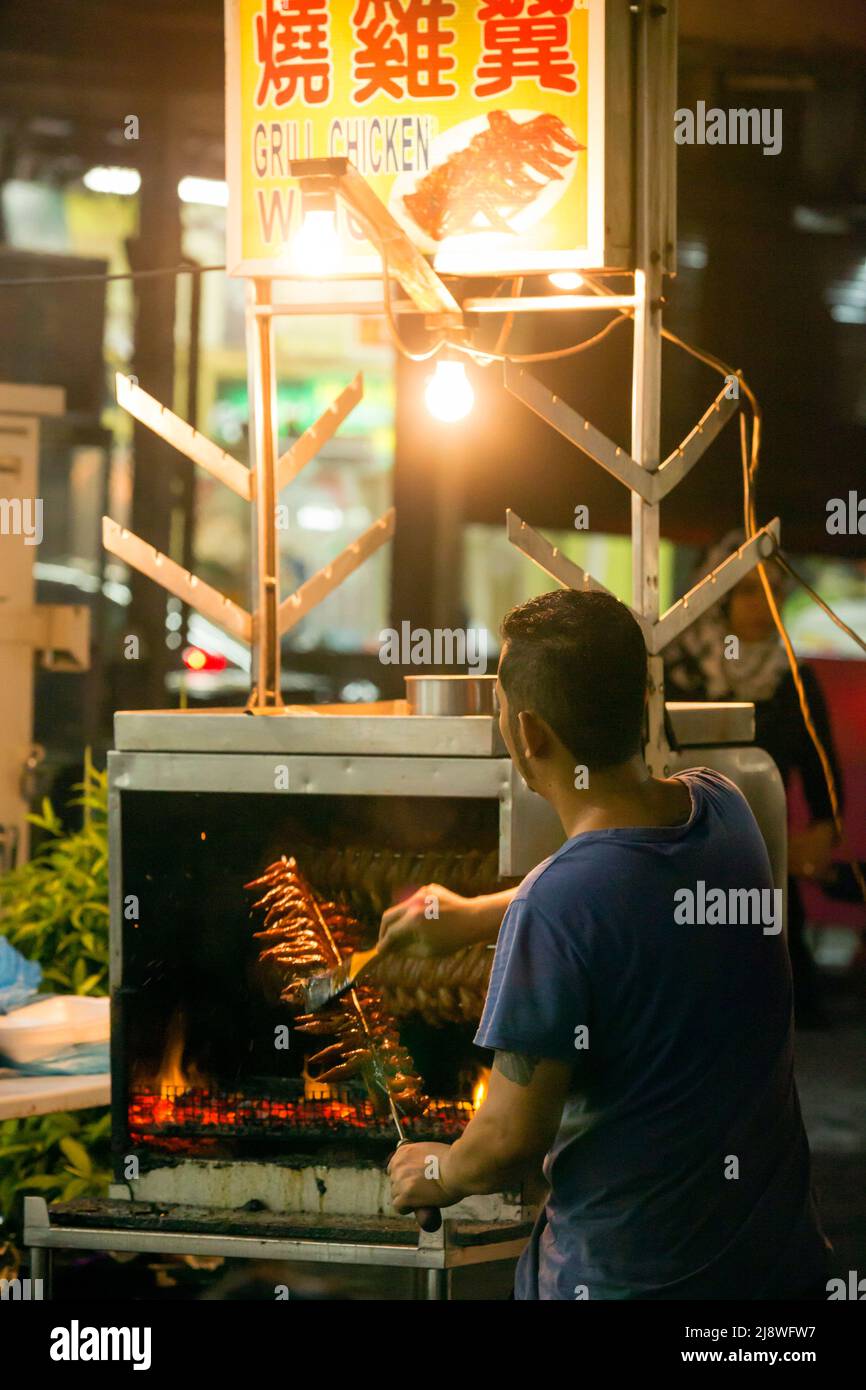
[131,1011,209,1127]
[303,1070,334,1102]
[156,1012,205,1096]
[472,1068,490,1111]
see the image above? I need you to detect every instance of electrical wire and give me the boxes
[458,306,631,365]
[377,237,447,363]
[0,263,226,288]
[372,245,631,366]
[664,327,866,904]
[773,551,866,657]
[492,276,523,356]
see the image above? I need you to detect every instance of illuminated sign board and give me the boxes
[226,0,606,279]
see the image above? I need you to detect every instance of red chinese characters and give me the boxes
[255,0,331,107]
[475,0,578,99]
[352,1,458,104]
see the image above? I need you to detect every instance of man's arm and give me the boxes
[378,884,516,957]
[442,1051,571,1195]
[388,1050,571,1213]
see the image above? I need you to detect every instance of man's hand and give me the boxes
[387,1142,462,1215]
[378,884,514,957]
[378,883,480,957]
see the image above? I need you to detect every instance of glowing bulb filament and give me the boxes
[292,209,341,277]
[425,360,474,423]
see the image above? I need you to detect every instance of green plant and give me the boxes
[0,756,112,1243]
[0,1108,112,1232]
[0,755,109,994]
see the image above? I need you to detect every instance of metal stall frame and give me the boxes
[24,1194,530,1301]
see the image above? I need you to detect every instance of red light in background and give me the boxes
[182,646,227,673]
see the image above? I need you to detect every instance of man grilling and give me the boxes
[384,589,829,1300]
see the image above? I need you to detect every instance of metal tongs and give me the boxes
[302,943,441,1231]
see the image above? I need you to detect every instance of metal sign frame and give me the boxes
[106,0,776,748]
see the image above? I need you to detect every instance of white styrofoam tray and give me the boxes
[0,996,109,1065]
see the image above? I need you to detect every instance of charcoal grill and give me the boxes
[24,706,559,1298]
[104,707,555,1218]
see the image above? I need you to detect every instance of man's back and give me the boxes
[475,768,828,1300]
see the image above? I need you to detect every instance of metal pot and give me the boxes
[405,674,498,717]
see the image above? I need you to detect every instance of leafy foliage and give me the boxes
[0,758,111,1243]
[0,1108,111,1229]
[0,758,109,995]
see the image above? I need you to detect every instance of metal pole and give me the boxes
[29,1245,52,1299]
[630,3,668,776]
[424,1267,450,1300]
[247,278,283,709]
[124,110,182,712]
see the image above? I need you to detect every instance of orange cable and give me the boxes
[663,325,864,902]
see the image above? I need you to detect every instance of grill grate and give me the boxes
[128,1085,475,1144]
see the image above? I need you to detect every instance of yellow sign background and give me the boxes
[226,0,605,278]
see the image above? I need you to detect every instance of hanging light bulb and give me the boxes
[292,207,341,277]
[548,271,584,291]
[425,359,474,423]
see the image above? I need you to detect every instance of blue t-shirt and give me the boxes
[474,768,828,1300]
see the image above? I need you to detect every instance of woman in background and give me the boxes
[665,531,841,1028]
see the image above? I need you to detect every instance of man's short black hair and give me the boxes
[499,589,647,770]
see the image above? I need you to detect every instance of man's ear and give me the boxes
[517,708,548,760]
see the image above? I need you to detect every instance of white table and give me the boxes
[0,1070,110,1121]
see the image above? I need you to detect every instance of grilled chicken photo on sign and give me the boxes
[404,110,584,241]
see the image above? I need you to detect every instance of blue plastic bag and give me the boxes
[8,1042,110,1076]
[0,936,42,1014]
